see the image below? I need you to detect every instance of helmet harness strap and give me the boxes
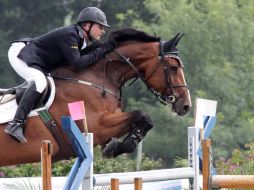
[83,22,94,42]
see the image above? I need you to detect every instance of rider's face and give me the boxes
[90,23,105,40]
[83,23,105,41]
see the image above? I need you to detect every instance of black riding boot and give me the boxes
[4,82,41,143]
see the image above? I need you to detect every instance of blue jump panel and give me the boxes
[61,116,93,190]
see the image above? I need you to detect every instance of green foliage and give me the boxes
[0,146,162,177]
[94,146,162,173]
[0,164,41,178]
[173,157,189,168]
[52,159,74,176]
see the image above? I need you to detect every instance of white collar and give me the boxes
[81,40,87,50]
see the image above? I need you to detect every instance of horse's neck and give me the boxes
[103,44,152,79]
[83,52,135,84]
[53,65,106,81]
[108,43,157,82]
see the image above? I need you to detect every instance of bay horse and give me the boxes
[0,28,191,166]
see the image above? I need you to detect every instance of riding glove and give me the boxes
[102,39,117,53]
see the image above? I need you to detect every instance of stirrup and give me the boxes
[4,120,23,134]
[4,121,27,143]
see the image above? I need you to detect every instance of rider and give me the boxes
[4,7,116,143]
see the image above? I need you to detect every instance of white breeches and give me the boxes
[8,42,47,93]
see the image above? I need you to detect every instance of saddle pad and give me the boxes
[0,76,56,124]
[0,94,15,104]
[0,99,18,123]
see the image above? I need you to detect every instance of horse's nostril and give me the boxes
[183,105,190,113]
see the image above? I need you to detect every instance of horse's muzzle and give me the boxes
[172,97,191,116]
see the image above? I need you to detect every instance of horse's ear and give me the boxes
[172,33,181,43]
[163,33,180,52]
[174,33,184,46]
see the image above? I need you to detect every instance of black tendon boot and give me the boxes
[4,82,41,143]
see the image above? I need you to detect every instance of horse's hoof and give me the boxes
[101,137,119,158]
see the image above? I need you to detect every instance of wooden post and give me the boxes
[111,178,119,190]
[202,139,211,190]
[134,178,142,190]
[41,140,52,190]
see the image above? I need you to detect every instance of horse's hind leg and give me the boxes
[101,110,153,158]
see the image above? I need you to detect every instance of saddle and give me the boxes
[0,76,55,124]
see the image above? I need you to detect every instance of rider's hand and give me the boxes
[103,38,117,53]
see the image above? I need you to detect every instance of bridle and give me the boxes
[112,41,189,105]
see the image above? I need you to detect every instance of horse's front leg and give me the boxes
[99,110,153,158]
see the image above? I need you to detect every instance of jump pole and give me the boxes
[41,140,52,190]
[202,138,254,189]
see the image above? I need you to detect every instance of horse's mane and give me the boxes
[109,28,160,43]
[81,28,160,54]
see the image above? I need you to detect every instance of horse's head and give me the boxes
[147,33,191,116]
[109,29,191,116]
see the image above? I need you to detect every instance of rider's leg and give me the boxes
[4,82,41,142]
[4,42,47,143]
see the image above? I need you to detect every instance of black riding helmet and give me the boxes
[77,7,110,28]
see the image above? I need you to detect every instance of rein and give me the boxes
[51,75,121,101]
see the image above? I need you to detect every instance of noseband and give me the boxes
[113,41,189,106]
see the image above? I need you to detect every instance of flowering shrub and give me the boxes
[215,143,254,175]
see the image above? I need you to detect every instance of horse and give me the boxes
[0,28,191,166]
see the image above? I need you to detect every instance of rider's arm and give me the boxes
[59,33,113,69]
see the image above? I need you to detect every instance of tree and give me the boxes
[0,0,70,87]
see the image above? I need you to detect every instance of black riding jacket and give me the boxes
[17,24,107,73]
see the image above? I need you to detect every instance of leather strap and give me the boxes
[38,108,73,157]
